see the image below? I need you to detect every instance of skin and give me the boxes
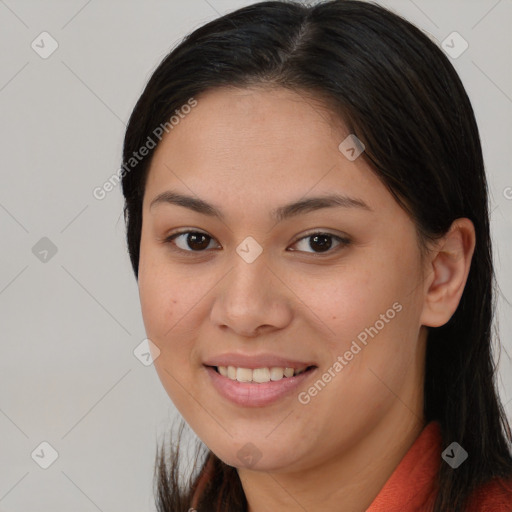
[138,86,475,511]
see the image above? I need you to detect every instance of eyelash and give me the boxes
[162,230,351,256]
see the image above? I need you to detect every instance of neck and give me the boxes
[238,411,426,512]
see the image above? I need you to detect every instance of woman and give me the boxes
[120,1,512,510]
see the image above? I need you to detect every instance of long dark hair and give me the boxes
[121,1,512,510]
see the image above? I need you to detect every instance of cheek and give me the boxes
[137,245,214,373]
[138,259,201,413]
[138,268,175,339]
[138,242,188,338]
[138,252,192,374]
[294,256,411,345]
[294,246,422,386]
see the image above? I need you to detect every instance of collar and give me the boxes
[366,421,441,511]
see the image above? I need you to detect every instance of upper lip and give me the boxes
[203,353,317,370]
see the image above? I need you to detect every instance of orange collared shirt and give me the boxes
[366,421,512,511]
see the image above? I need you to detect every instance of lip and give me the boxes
[205,365,317,407]
[203,352,316,370]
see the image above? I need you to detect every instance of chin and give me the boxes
[204,436,303,473]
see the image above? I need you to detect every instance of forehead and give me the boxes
[143,86,389,215]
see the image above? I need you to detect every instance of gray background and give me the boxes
[0,0,511,510]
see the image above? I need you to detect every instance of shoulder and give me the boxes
[466,475,512,512]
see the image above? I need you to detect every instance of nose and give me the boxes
[209,257,293,338]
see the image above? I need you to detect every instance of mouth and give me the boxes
[210,365,316,383]
[204,362,318,407]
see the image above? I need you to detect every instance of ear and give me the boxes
[419,218,476,328]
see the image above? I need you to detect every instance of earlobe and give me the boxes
[419,218,476,328]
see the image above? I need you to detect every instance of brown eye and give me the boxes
[166,231,218,252]
[289,232,351,255]
[164,230,350,256]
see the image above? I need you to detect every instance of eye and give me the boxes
[165,231,219,252]
[163,230,351,255]
[289,232,351,254]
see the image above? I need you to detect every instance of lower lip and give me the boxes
[205,366,316,407]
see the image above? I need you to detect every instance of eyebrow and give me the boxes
[149,190,372,222]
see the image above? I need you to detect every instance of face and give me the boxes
[138,86,429,474]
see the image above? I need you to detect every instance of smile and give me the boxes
[204,363,317,407]
[215,365,310,383]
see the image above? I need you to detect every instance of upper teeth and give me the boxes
[217,366,307,383]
